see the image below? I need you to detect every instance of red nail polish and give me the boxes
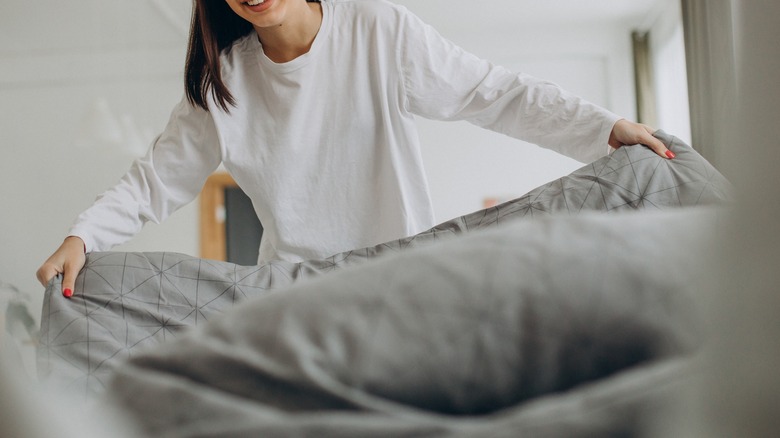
[665,150,676,159]
[63,288,73,298]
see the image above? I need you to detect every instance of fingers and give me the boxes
[36,236,87,298]
[640,129,675,160]
[36,263,61,288]
[611,120,675,160]
[61,261,81,298]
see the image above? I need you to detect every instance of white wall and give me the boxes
[646,0,692,145]
[0,1,197,372]
[0,1,671,361]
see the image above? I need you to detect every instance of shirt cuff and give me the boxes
[66,229,94,254]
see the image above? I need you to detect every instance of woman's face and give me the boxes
[224,0,293,29]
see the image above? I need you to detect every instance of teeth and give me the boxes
[247,0,265,5]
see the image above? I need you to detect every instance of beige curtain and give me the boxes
[680,0,737,174]
[632,31,658,128]
[671,1,780,436]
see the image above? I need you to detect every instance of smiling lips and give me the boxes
[246,0,266,5]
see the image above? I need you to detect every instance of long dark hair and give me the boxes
[185,1,253,112]
[185,0,321,113]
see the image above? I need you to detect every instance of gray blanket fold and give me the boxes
[101,208,716,437]
[37,131,731,436]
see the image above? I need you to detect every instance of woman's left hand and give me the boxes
[608,119,675,159]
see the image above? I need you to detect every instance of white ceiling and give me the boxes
[148,0,667,39]
[392,0,666,32]
[0,0,669,56]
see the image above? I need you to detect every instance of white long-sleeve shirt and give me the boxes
[69,0,621,263]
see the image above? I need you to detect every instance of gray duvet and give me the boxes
[38,131,731,436]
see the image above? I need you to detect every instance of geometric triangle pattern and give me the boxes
[37,130,731,397]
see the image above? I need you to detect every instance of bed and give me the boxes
[37,131,731,436]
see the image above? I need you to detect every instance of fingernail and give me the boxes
[665,150,676,159]
[63,288,73,298]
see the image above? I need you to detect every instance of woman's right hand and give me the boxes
[36,236,86,298]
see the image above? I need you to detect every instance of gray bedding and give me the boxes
[38,131,731,436]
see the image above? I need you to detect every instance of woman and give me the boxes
[37,0,672,297]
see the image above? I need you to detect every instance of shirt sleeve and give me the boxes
[395,6,621,163]
[68,96,223,252]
